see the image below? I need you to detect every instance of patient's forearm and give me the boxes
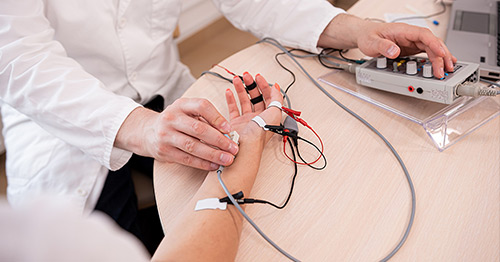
[152,133,266,262]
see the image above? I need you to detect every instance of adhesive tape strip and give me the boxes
[195,198,227,211]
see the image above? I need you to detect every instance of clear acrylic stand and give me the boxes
[318,70,500,151]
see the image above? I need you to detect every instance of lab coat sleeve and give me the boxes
[212,0,346,53]
[0,0,139,170]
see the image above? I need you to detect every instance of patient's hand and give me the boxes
[225,73,283,143]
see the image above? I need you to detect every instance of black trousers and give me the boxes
[94,95,165,255]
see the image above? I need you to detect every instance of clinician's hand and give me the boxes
[356,22,457,78]
[318,14,457,78]
[116,98,239,171]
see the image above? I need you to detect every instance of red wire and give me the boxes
[283,141,305,165]
[282,123,324,166]
[213,64,237,76]
[304,125,324,165]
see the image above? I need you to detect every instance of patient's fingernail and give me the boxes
[210,163,219,170]
[275,83,280,90]
[243,71,249,75]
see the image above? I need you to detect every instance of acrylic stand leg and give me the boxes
[318,70,500,151]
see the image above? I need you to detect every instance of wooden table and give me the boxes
[155,0,500,261]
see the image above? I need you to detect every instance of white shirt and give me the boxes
[0,0,344,214]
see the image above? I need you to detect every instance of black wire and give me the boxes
[253,137,299,209]
[318,54,343,70]
[275,51,296,94]
[317,48,342,69]
[239,134,327,209]
[338,50,365,64]
[319,48,365,66]
[296,137,327,170]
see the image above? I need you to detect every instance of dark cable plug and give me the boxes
[219,191,244,203]
[283,116,299,146]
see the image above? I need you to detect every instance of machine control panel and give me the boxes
[355,56,480,104]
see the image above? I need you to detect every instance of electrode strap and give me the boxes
[245,81,257,91]
[267,101,282,110]
[250,95,264,104]
[251,116,268,131]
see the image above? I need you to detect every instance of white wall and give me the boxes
[176,0,222,42]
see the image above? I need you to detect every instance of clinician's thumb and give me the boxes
[378,39,400,58]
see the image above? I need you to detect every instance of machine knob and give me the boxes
[376,57,387,69]
[423,63,433,78]
[406,61,417,75]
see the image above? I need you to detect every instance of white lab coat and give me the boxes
[0,198,150,261]
[0,0,344,214]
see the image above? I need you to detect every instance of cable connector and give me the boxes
[339,63,358,74]
[455,82,499,97]
[282,107,309,127]
[282,107,301,117]
[283,116,299,146]
[219,191,244,203]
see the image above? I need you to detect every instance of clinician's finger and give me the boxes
[397,26,445,58]
[439,41,457,72]
[171,98,238,156]
[158,146,223,171]
[377,38,401,59]
[176,98,231,134]
[424,46,446,78]
[167,132,235,167]
[172,114,238,156]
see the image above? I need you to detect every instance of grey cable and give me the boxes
[285,48,357,64]
[217,169,301,262]
[201,71,233,82]
[320,56,344,67]
[258,37,416,262]
[480,77,500,89]
[456,82,500,97]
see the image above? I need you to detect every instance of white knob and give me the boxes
[406,61,417,75]
[423,63,433,78]
[376,57,387,69]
